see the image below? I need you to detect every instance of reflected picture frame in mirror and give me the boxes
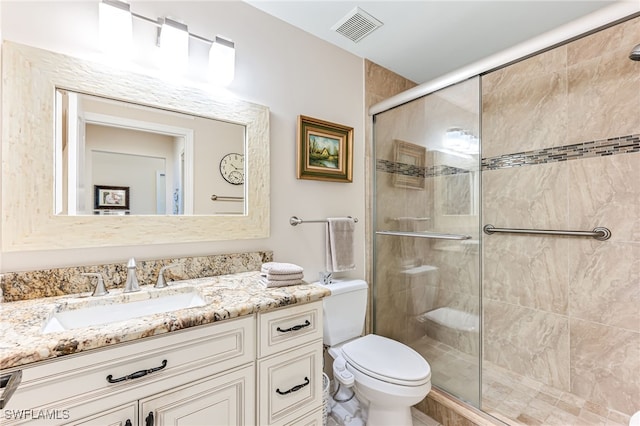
[392,139,426,190]
[1,41,270,251]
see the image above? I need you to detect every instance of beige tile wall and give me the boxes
[482,15,640,418]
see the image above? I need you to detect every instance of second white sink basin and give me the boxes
[42,288,206,334]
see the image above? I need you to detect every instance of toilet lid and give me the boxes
[341,334,431,386]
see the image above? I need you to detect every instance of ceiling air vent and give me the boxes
[332,7,383,43]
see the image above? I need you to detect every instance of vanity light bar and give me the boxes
[101,0,228,47]
[134,13,216,46]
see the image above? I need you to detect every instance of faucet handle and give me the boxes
[155,264,180,288]
[81,272,109,297]
[319,271,333,285]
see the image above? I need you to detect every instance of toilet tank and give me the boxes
[319,279,368,346]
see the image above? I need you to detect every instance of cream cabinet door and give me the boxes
[64,402,137,426]
[139,364,254,426]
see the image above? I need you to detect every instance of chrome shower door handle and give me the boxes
[376,230,472,240]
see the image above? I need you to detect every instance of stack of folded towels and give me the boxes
[260,262,304,288]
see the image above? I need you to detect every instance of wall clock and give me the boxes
[219,153,244,185]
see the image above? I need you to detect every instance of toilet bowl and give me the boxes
[337,334,431,425]
[320,280,432,426]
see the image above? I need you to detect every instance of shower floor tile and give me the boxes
[411,335,631,426]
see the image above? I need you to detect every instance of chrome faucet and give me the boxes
[155,264,180,288]
[124,258,140,293]
[81,272,109,297]
[319,271,333,285]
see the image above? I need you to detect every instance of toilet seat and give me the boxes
[341,334,431,386]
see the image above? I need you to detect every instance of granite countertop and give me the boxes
[0,271,330,370]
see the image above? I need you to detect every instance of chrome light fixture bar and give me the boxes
[99,0,236,84]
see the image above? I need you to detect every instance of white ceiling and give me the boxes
[245,0,619,84]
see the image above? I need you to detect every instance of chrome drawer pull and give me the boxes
[106,360,167,384]
[277,320,311,333]
[276,377,310,395]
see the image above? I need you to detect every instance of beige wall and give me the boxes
[482,15,640,418]
[0,1,365,282]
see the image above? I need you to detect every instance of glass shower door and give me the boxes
[372,77,481,406]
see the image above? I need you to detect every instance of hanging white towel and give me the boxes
[325,217,356,273]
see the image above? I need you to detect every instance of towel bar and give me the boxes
[211,195,244,202]
[290,216,358,226]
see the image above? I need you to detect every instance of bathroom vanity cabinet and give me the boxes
[2,301,325,426]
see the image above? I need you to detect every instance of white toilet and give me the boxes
[320,279,431,426]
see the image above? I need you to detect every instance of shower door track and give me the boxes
[376,230,472,240]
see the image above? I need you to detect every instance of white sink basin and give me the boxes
[42,289,206,334]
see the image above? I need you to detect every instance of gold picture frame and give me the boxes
[392,140,426,189]
[297,115,353,182]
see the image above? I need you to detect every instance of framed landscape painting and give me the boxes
[297,115,353,183]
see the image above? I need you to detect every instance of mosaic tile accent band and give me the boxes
[377,134,639,176]
[376,160,471,177]
[482,134,639,170]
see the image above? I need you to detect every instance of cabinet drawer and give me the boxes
[284,407,324,426]
[257,341,323,426]
[258,302,322,358]
[4,316,254,417]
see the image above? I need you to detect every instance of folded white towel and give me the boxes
[261,262,304,275]
[326,217,355,273]
[261,272,304,281]
[259,277,303,288]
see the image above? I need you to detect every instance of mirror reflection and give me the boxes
[55,90,246,216]
[435,151,479,217]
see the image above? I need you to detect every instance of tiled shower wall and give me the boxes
[482,15,639,419]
